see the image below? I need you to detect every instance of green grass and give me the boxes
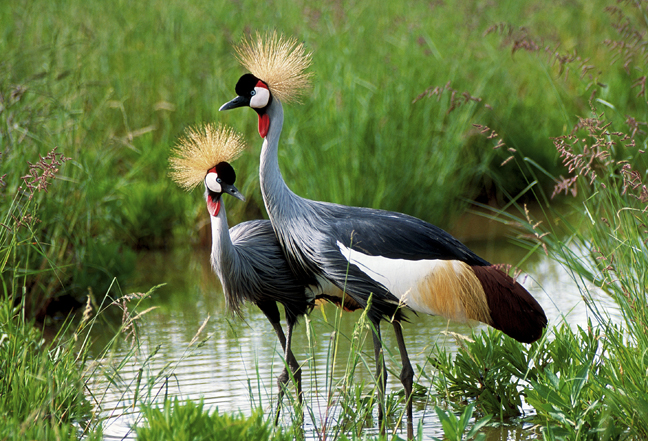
[0,57,138,314]
[429,325,629,439]
[135,399,293,441]
[0,294,99,440]
[433,403,491,441]
[135,397,419,441]
[429,329,532,419]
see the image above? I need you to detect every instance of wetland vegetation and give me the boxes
[1,0,648,439]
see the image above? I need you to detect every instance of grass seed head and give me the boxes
[21,147,71,200]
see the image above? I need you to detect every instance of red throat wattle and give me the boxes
[207,198,221,217]
[258,114,270,138]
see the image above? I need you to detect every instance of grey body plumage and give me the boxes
[257,98,491,319]
[210,197,312,322]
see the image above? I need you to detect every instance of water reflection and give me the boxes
[91,237,616,440]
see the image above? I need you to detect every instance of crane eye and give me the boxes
[250,90,256,96]
[250,86,270,109]
[205,173,222,193]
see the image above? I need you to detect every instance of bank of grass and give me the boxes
[1,0,634,309]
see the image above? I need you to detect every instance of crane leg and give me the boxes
[256,301,296,424]
[392,320,414,440]
[284,318,303,402]
[370,317,387,435]
[274,318,302,425]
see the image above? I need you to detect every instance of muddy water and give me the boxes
[91,224,616,440]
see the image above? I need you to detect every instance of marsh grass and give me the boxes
[302,301,391,439]
[0,249,211,439]
[0,46,138,313]
[135,398,294,441]
[432,403,491,441]
[88,295,218,438]
[268,298,463,440]
[429,329,536,419]
[531,106,648,436]
[0,276,161,440]
[0,295,98,440]
[0,76,102,437]
[107,296,415,440]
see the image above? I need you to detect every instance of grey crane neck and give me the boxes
[207,192,235,274]
[259,99,299,220]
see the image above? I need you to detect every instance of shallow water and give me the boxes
[89,221,617,440]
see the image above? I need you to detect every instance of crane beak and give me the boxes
[219,95,249,111]
[223,183,246,202]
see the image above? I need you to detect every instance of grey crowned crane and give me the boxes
[220,33,547,439]
[169,123,313,419]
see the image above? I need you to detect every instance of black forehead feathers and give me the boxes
[215,162,236,185]
[235,73,262,96]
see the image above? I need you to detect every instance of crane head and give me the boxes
[169,123,245,191]
[220,74,272,138]
[205,161,245,217]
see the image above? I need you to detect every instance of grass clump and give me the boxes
[0,295,101,440]
[135,398,292,441]
[525,325,616,440]
[429,330,536,419]
[430,325,623,439]
[433,403,491,441]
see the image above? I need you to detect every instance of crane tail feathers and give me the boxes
[415,261,491,325]
[471,265,547,343]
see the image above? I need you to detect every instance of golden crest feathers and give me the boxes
[169,123,245,191]
[235,31,313,104]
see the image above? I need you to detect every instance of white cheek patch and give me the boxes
[250,86,270,108]
[205,173,222,193]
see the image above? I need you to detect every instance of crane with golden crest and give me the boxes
[220,32,547,439]
[169,123,318,420]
